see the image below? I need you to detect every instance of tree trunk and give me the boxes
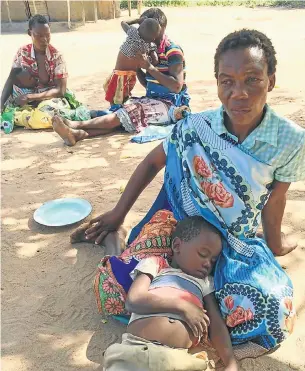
[137,0,142,15]
[5,0,12,23]
[81,1,86,25]
[67,0,71,29]
[112,0,116,19]
[94,1,98,22]
[128,0,131,17]
[32,0,37,14]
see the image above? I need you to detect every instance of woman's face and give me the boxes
[217,47,275,128]
[28,23,51,52]
[155,25,166,46]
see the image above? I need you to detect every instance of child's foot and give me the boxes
[70,222,94,244]
[52,115,87,146]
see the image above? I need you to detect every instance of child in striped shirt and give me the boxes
[103,216,239,371]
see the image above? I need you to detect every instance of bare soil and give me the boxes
[1,6,305,371]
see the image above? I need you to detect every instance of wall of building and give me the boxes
[98,1,120,20]
[46,1,67,21]
[1,1,121,23]
[1,1,27,22]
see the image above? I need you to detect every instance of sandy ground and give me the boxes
[1,6,305,371]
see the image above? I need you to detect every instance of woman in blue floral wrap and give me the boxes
[81,29,305,359]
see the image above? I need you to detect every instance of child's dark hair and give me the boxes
[141,7,167,28]
[214,29,277,78]
[29,14,49,30]
[9,67,23,82]
[140,18,160,39]
[172,216,221,242]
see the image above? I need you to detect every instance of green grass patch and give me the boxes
[120,0,305,9]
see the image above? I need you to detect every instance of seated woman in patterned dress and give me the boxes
[1,14,89,132]
[73,29,305,361]
[51,8,190,146]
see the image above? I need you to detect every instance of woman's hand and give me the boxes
[256,230,297,256]
[85,209,125,244]
[14,94,29,107]
[180,301,210,338]
[136,52,152,70]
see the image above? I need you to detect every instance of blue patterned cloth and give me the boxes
[131,124,174,144]
[164,105,305,183]
[130,108,300,350]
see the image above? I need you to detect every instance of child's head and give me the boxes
[171,216,222,279]
[138,18,161,43]
[10,68,37,88]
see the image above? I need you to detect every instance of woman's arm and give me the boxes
[1,74,13,110]
[203,294,239,371]
[136,68,147,88]
[137,53,184,93]
[15,78,67,106]
[262,180,296,256]
[85,143,166,243]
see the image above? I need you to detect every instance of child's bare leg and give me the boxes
[103,230,126,256]
[70,224,126,256]
[70,222,91,244]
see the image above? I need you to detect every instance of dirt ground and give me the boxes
[1,6,305,371]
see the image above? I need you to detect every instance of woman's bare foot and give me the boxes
[52,115,87,146]
[60,117,82,130]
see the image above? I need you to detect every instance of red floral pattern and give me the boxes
[201,181,234,208]
[104,297,125,315]
[102,278,117,294]
[12,44,68,88]
[226,306,254,328]
[193,156,213,178]
[224,295,234,311]
[95,210,176,316]
[224,295,254,328]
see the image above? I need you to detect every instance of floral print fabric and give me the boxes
[163,112,295,350]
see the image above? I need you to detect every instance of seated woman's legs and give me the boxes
[52,113,121,146]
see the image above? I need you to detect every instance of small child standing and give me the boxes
[104,17,160,105]
[103,216,239,371]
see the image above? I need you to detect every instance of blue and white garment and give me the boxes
[128,106,305,350]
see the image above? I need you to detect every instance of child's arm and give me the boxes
[121,16,147,34]
[136,69,147,88]
[14,78,67,105]
[149,51,159,66]
[203,293,239,371]
[125,16,147,26]
[126,273,210,338]
[121,21,131,34]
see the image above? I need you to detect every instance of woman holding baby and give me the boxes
[1,14,89,132]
